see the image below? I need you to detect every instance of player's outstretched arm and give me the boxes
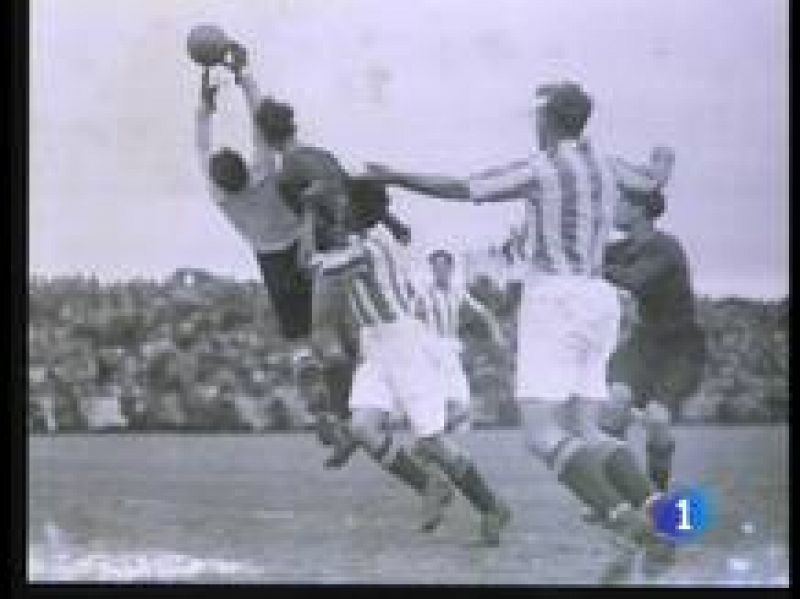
[309,239,367,276]
[224,41,278,176]
[195,68,217,171]
[364,163,471,200]
[365,157,535,204]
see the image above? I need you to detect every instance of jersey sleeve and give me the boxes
[236,71,277,182]
[195,106,226,203]
[467,158,541,203]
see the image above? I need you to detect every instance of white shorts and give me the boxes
[516,275,620,401]
[430,336,471,432]
[349,319,448,437]
[430,337,470,407]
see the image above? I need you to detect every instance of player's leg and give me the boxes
[347,406,435,497]
[601,332,645,441]
[572,298,677,576]
[405,345,456,530]
[413,432,509,544]
[517,280,655,545]
[643,331,705,492]
[642,399,674,492]
[597,382,636,441]
[346,360,433,495]
[397,333,509,544]
[305,269,364,463]
[254,244,319,385]
[576,285,662,513]
[516,282,628,521]
[319,353,360,468]
[521,400,630,523]
[443,348,472,434]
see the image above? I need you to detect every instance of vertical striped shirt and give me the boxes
[467,138,618,277]
[316,229,416,328]
[422,285,465,339]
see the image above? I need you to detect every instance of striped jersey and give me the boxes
[467,138,618,277]
[317,228,416,328]
[421,285,465,339]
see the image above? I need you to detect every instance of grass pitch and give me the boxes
[28,425,789,585]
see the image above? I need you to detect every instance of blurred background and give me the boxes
[27,262,788,434]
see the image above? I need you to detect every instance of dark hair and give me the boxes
[428,249,454,266]
[346,176,391,232]
[255,97,296,146]
[536,82,592,138]
[645,189,666,219]
[209,148,249,193]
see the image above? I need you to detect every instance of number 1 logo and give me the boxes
[652,487,712,542]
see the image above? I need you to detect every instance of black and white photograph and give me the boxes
[27,0,789,586]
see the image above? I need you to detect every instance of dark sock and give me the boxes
[646,439,675,493]
[322,360,354,419]
[603,445,655,508]
[555,440,627,517]
[451,463,498,514]
[374,438,429,494]
[329,418,356,450]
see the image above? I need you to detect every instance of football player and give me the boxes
[363,82,673,558]
[310,200,511,545]
[601,147,707,492]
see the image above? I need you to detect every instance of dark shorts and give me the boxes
[608,326,706,412]
[256,243,313,341]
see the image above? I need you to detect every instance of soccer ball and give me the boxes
[187,24,229,67]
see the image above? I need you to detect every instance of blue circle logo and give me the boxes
[650,486,713,543]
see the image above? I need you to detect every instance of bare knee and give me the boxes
[349,408,388,455]
[520,403,565,460]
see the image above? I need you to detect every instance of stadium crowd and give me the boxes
[27,271,788,433]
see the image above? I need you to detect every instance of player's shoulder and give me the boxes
[291,145,341,166]
[649,229,685,253]
[283,145,345,178]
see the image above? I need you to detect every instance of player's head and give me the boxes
[429,249,454,286]
[255,97,296,150]
[612,148,673,230]
[209,147,249,193]
[614,187,666,232]
[345,176,409,245]
[347,176,390,232]
[533,82,592,151]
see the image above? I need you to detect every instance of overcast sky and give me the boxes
[30,0,788,298]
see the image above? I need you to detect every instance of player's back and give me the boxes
[278,145,350,251]
[615,230,697,334]
[519,139,618,278]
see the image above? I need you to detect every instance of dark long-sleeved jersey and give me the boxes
[604,230,698,336]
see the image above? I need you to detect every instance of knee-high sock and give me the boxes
[550,436,629,518]
[411,445,450,485]
[646,437,675,492]
[645,402,675,492]
[601,442,655,508]
[317,413,358,452]
[419,444,498,514]
[322,358,354,419]
[451,463,499,514]
[371,435,429,494]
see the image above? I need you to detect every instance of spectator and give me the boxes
[27,273,788,429]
